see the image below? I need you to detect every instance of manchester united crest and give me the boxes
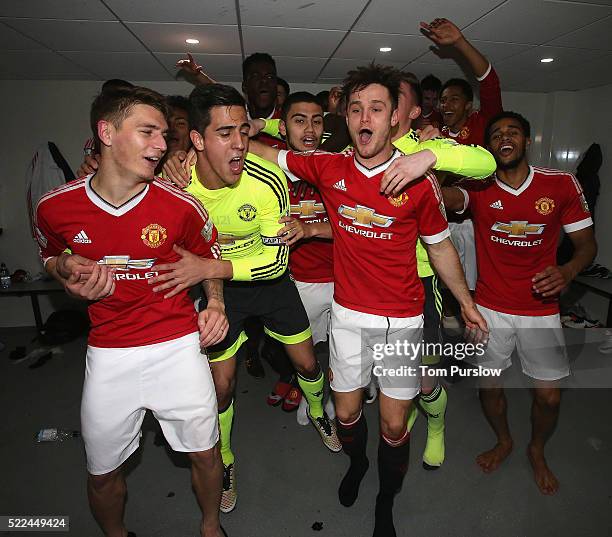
[535,197,555,216]
[238,203,257,222]
[141,223,167,248]
[459,126,470,140]
[387,192,409,207]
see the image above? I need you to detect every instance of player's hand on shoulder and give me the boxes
[380,150,437,196]
[64,262,115,301]
[278,215,307,246]
[198,299,228,347]
[420,18,463,47]
[532,265,571,297]
[77,153,99,177]
[162,149,195,188]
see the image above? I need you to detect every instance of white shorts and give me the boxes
[449,220,477,290]
[329,300,423,400]
[294,280,334,345]
[477,305,570,381]
[81,332,219,475]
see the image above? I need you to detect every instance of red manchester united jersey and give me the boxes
[288,180,333,283]
[460,166,592,315]
[441,65,502,147]
[36,176,220,348]
[279,149,450,317]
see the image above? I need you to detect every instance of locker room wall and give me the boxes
[0,79,609,326]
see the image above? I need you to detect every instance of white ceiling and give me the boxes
[1,0,611,92]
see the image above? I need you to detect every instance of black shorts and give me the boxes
[200,271,312,362]
[421,275,443,364]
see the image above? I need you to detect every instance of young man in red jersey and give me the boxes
[442,111,596,495]
[421,17,504,324]
[35,87,228,537]
[249,63,488,537]
[264,91,337,419]
[421,17,503,146]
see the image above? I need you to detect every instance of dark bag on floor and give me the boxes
[40,310,89,345]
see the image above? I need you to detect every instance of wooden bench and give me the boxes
[573,276,612,327]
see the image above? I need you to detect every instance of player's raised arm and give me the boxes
[176,53,217,86]
[420,18,489,79]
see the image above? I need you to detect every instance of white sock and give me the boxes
[297,396,309,426]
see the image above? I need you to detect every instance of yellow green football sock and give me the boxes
[407,404,419,432]
[297,369,324,419]
[419,384,447,467]
[218,400,235,466]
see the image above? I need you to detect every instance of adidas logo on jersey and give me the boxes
[489,200,504,210]
[333,179,347,191]
[73,230,91,244]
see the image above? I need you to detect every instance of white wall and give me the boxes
[0,79,609,326]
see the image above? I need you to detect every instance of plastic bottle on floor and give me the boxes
[36,428,80,442]
[0,263,11,289]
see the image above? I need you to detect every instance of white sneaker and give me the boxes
[599,330,612,354]
[297,396,309,425]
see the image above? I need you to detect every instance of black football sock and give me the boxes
[337,411,369,507]
[373,430,410,537]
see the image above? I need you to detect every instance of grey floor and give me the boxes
[1,326,611,537]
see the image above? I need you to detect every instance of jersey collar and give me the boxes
[85,174,149,216]
[354,149,402,178]
[494,165,534,196]
[247,107,277,121]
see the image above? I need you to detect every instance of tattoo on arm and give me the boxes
[203,278,224,304]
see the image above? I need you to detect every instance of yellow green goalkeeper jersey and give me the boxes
[186,152,289,281]
[262,119,495,278]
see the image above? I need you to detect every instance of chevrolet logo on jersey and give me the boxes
[338,204,395,228]
[491,221,545,238]
[291,200,326,218]
[97,256,156,270]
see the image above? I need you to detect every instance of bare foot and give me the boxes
[476,440,513,473]
[527,444,559,495]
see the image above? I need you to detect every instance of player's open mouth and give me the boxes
[229,156,243,173]
[359,129,373,145]
[302,136,317,148]
[500,144,514,157]
[144,156,160,167]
